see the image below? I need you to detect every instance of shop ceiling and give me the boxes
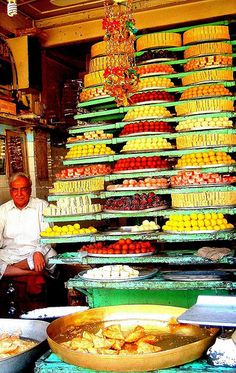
[0,0,235,49]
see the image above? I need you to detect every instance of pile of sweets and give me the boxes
[137,64,175,76]
[55,164,112,179]
[183,25,230,45]
[43,196,101,216]
[171,191,236,208]
[107,177,169,189]
[181,69,233,86]
[184,55,233,72]
[136,49,177,64]
[180,84,231,100]
[103,193,168,211]
[184,42,232,59]
[137,77,174,90]
[83,265,140,279]
[176,151,234,168]
[50,177,104,194]
[171,171,236,187]
[114,156,169,171]
[123,106,172,121]
[162,213,234,232]
[67,131,113,142]
[120,121,173,135]
[136,32,182,51]
[129,91,175,104]
[79,86,109,102]
[80,239,156,255]
[65,144,115,159]
[176,133,236,149]
[122,137,173,152]
[175,98,234,116]
[40,224,97,237]
[175,117,233,132]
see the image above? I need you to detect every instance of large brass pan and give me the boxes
[47,304,218,372]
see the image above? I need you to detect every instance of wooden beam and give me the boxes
[38,0,236,48]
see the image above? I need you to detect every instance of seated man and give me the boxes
[0,172,57,278]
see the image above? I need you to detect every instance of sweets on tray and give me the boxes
[43,196,102,216]
[41,224,97,237]
[122,137,173,152]
[138,77,174,90]
[89,56,120,72]
[114,156,169,171]
[91,41,126,57]
[137,64,175,76]
[129,91,175,104]
[184,42,233,59]
[65,144,115,159]
[136,49,177,64]
[79,86,109,102]
[182,69,233,86]
[55,164,112,179]
[123,106,172,121]
[175,117,233,132]
[162,213,234,232]
[84,71,105,88]
[171,191,236,208]
[171,171,236,187]
[176,133,236,149]
[184,55,233,72]
[67,130,113,142]
[120,121,174,135]
[80,239,156,255]
[136,32,182,51]
[50,177,104,194]
[180,84,231,100]
[176,151,234,168]
[103,193,168,211]
[131,220,160,232]
[175,98,234,116]
[183,25,230,45]
[82,265,139,279]
[107,177,169,189]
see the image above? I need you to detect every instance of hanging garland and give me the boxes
[103,0,139,107]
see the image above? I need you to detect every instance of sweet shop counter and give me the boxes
[34,352,236,373]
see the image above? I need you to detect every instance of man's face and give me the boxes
[10,176,31,209]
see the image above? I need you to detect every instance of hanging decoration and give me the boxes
[7,0,17,17]
[103,0,139,107]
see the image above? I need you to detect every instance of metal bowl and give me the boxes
[0,318,49,373]
[47,304,218,372]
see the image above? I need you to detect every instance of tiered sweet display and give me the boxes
[41,21,236,303]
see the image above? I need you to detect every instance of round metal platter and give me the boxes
[122,117,172,123]
[113,168,168,174]
[79,268,159,282]
[103,206,168,213]
[176,126,233,132]
[175,163,236,170]
[177,144,235,150]
[66,154,114,160]
[139,86,173,92]
[132,100,173,105]
[87,252,155,257]
[177,110,234,117]
[163,228,234,234]
[86,95,111,101]
[171,182,234,189]
[103,226,160,235]
[107,185,169,191]
[138,57,177,64]
[140,72,172,77]
[47,304,218,372]
[120,131,173,137]
[162,270,230,281]
[121,148,174,154]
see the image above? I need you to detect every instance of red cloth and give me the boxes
[12,275,46,295]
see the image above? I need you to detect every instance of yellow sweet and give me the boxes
[136,32,182,51]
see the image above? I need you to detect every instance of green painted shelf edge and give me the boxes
[35,352,236,373]
[48,192,102,201]
[67,277,236,291]
[48,251,235,265]
[63,155,114,165]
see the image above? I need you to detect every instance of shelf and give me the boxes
[67,276,236,291]
[43,213,101,223]
[66,138,114,148]
[63,155,114,165]
[48,192,101,201]
[48,251,235,265]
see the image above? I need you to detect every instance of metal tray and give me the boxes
[177,110,234,117]
[104,226,160,235]
[66,154,113,160]
[123,115,172,122]
[107,185,169,191]
[164,228,234,234]
[139,57,177,64]
[140,72,172,77]
[176,126,233,132]
[113,168,168,174]
[132,100,172,105]
[87,252,155,257]
[121,147,174,153]
[140,87,174,92]
[79,268,158,282]
[86,95,111,101]
[171,182,233,189]
[162,270,230,281]
[103,206,168,213]
[175,163,236,170]
[120,131,173,137]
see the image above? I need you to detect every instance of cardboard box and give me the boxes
[0,99,16,115]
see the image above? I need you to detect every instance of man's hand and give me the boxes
[33,252,46,272]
